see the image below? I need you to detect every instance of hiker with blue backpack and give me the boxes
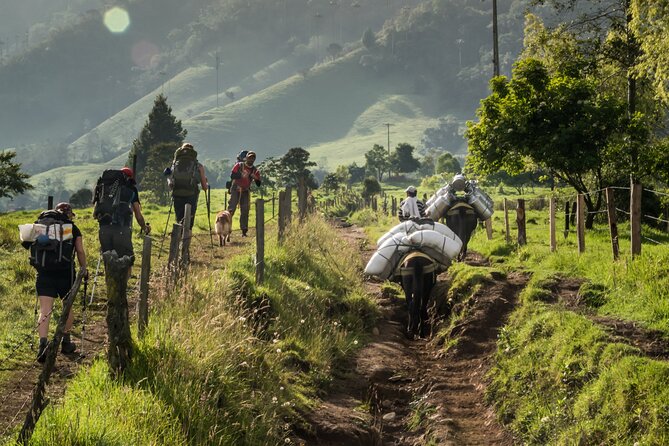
[22,202,88,362]
[166,142,208,229]
[227,150,261,237]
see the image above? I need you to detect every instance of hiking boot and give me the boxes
[61,334,77,354]
[36,338,48,363]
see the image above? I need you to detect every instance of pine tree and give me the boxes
[128,94,186,185]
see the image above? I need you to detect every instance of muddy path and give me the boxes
[296,224,527,446]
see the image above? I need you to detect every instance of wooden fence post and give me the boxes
[383,196,388,215]
[570,202,577,226]
[256,199,265,284]
[103,251,133,377]
[278,190,287,242]
[168,223,182,272]
[485,218,493,240]
[549,197,556,252]
[630,183,642,257]
[605,188,619,260]
[137,235,151,338]
[18,271,84,445]
[577,194,586,253]
[47,196,53,210]
[181,204,192,268]
[564,200,570,238]
[504,198,510,244]
[516,199,526,246]
[391,196,397,217]
[298,177,307,222]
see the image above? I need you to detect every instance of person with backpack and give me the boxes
[93,167,150,266]
[227,150,261,237]
[167,142,208,229]
[27,203,88,362]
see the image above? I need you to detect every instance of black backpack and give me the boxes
[93,170,134,225]
[29,210,75,272]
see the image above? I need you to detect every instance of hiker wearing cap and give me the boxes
[29,203,88,361]
[93,167,150,265]
[398,185,426,221]
[167,142,208,229]
[227,150,261,237]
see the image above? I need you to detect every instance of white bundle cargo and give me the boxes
[18,223,73,242]
[364,233,412,280]
[376,220,458,247]
[406,229,462,267]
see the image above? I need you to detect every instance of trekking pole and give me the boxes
[206,185,214,249]
[158,198,174,258]
[80,275,88,357]
[89,254,102,306]
[31,296,39,350]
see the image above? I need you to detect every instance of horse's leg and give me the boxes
[420,272,436,337]
[409,262,423,338]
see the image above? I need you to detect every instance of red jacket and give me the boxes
[231,162,261,191]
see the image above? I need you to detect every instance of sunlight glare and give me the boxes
[104,7,130,33]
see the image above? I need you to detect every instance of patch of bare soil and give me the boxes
[553,280,669,359]
[296,224,527,446]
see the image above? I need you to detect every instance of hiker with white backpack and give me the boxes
[21,202,88,362]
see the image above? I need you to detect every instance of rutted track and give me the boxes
[296,224,527,446]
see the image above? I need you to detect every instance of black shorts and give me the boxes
[99,224,135,263]
[36,270,74,299]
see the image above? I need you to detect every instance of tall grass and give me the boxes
[13,214,376,445]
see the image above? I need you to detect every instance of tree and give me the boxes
[389,143,421,176]
[204,158,233,189]
[322,173,341,193]
[362,177,382,199]
[362,28,376,50]
[364,144,389,181]
[326,43,342,61]
[417,152,436,177]
[0,151,33,199]
[435,152,460,175]
[466,58,627,227]
[421,115,464,151]
[141,142,175,205]
[69,188,93,207]
[347,163,366,185]
[276,147,318,189]
[128,94,187,185]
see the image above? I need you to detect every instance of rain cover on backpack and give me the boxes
[29,210,75,272]
[171,146,200,197]
[93,170,134,225]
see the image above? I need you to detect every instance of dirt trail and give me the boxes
[297,224,526,446]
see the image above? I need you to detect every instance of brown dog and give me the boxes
[215,210,232,246]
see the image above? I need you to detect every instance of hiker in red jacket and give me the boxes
[227,150,261,236]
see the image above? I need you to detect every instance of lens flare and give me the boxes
[103,7,130,33]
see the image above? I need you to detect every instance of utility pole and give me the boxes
[492,0,500,77]
[215,51,220,107]
[384,123,393,155]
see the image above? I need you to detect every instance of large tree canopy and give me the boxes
[466,58,626,225]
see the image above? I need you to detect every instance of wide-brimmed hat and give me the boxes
[405,185,417,194]
[55,202,75,217]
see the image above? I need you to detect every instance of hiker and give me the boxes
[93,167,151,267]
[398,185,426,221]
[26,203,88,362]
[167,142,208,229]
[227,150,261,237]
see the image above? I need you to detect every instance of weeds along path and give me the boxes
[0,230,252,439]
[547,279,669,360]
[299,224,526,446]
